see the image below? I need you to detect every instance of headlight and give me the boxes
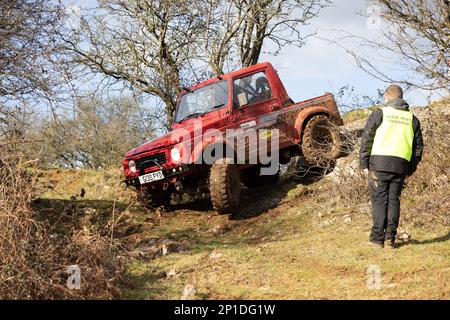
[170,148,181,162]
[128,160,137,173]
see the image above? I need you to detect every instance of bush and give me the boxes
[327,104,450,229]
[0,157,123,299]
[401,108,450,228]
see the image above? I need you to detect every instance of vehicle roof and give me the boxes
[185,62,272,92]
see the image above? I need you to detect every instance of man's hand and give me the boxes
[362,168,369,176]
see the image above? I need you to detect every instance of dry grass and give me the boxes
[0,156,124,299]
[401,108,450,228]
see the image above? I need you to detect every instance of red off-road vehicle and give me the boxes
[123,62,343,214]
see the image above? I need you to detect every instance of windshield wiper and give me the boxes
[200,103,226,117]
[177,112,203,123]
[177,103,226,123]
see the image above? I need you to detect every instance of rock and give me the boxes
[130,238,186,260]
[161,244,168,256]
[317,212,323,218]
[159,238,186,255]
[322,220,331,227]
[180,284,196,300]
[343,214,352,222]
[209,224,221,233]
[397,231,411,242]
[209,250,223,259]
[167,269,177,277]
[327,156,360,182]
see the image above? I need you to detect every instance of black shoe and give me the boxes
[386,239,395,249]
[368,241,384,249]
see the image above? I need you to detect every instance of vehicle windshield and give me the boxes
[175,80,229,123]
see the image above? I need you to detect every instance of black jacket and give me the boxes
[359,98,424,176]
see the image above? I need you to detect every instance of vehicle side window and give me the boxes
[233,71,273,108]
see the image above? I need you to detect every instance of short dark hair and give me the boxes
[384,84,403,100]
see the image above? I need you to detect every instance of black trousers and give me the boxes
[369,171,405,244]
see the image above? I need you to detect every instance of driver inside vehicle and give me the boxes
[233,72,273,107]
[254,76,271,102]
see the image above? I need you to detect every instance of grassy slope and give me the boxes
[36,101,450,300]
[37,170,448,299]
[123,181,449,300]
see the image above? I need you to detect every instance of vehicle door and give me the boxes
[231,70,286,164]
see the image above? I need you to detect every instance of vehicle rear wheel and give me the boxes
[301,115,342,167]
[209,158,241,215]
[240,165,280,188]
[137,189,172,210]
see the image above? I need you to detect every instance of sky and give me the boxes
[67,0,446,111]
[260,0,444,107]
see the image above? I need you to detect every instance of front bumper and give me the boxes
[124,164,190,187]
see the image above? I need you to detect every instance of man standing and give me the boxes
[360,85,424,249]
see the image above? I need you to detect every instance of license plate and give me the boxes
[138,170,164,185]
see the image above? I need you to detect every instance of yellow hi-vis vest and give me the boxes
[371,106,414,161]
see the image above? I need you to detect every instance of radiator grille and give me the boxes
[135,152,167,173]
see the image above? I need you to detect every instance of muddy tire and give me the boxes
[209,158,241,214]
[301,115,342,167]
[137,189,172,209]
[241,165,279,188]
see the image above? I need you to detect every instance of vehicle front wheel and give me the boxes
[209,158,241,215]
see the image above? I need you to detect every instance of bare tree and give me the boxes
[35,95,154,169]
[202,0,331,75]
[60,0,204,126]
[62,0,330,127]
[0,0,64,106]
[331,0,449,92]
[0,0,71,162]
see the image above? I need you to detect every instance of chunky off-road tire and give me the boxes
[301,115,342,167]
[137,189,172,210]
[240,165,280,188]
[209,158,241,215]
